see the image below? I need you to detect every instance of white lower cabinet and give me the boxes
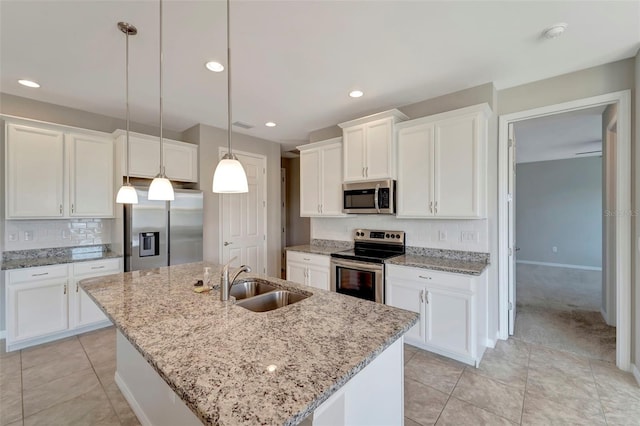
[286,251,330,291]
[385,264,486,366]
[5,258,122,351]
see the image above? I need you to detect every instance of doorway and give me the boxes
[218,149,267,274]
[498,90,632,370]
[510,107,614,361]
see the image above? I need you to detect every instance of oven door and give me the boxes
[330,258,384,303]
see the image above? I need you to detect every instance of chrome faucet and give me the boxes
[220,257,252,301]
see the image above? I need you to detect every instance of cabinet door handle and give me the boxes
[365,167,368,177]
[31,272,49,277]
[320,204,323,214]
[90,266,105,270]
[426,291,430,304]
[64,284,67,295]
[362,167,365,177]
[420,289,424,303]
[223,241,233,246]
[418,275,432,280]
[59,204,63,214]
[434,201,438,214]
[71,204,74,213]
[76,283,79,293]
[429,201,433,213]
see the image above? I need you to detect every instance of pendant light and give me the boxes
[116,22,139,204]
[148,0,175,201]
[212,0,248,193]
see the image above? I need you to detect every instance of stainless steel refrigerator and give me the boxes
[124,188,203,272]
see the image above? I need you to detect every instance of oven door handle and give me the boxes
[331,258,383,273]
[374,183,380,213]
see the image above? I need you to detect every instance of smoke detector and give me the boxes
[542,23,568,39]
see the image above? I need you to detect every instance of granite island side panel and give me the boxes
[80,262,418,426]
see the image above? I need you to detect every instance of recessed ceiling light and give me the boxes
[18,79,40,88]
[265,122,276,127]
[542,23,568,39]
[349,90,364,98]
[205,61,224,72]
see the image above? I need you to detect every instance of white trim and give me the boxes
[632,364,640,386]
[338,109,408,128]
[115,372,151,426]
[498,90,632,371]
[515,260,602,271]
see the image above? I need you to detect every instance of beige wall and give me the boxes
[187,124,281,276]
[281,157,310,247]
[0,93,183,140]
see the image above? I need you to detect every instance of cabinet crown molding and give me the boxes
[338,109,409,129]
[395,103,492,130]
[297,136,342,152]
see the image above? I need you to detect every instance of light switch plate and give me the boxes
[461,231,476,242]
[24,231,33,241]
[8,233,18,242]
[438,231,447,241]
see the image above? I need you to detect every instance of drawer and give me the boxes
[386,264,474,292]
[286,251,330,267]
[8,264,69,284]
[74,259,122,277]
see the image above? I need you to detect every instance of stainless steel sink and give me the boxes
[236,290,309,312]
[230,279,278,300]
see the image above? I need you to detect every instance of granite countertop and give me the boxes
[285,244,345,256]
[80,262,418,426]
[385,254,489,275]
[1,246,122,271]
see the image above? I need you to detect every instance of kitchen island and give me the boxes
[81,262,418,425]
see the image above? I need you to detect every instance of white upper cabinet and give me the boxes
[5,122,115,219]
[298,138,346,217]
[339,109,408,182]
[68,133,114,217]
[6,124,65,218]
[397,103,491,219]
[117,131,198,183]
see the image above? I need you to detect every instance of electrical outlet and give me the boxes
[24,231,33,241]
[8,233,18,242]
[552,246,558,253]
[438,231,447,241]
[461,231,476,242]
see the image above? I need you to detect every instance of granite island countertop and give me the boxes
[1,245,122,271]
[80,262,418,426]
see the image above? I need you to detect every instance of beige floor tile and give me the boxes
[528,344,592,376]
[0,389,22,426]
[404,378,448,426]
[404,416,422,426]
[490,338,531,366]
[79,328,116,367]
[590,359,640,404]
[103,379,140,425]
[3,421,23,426]
[405,350,465,394]
[526,361,599,403]
[436,396,516,426]
[404,344,418,365]
[471,349,529,389]
[522,392,606,425]
[22,368,100,417]
[21,346,92,390]
[0,340,17,359]
[93,358,117,386]
[20,337,82,370]
[0,355,22,394]
[23,385,119,426]
[452,370,524,423]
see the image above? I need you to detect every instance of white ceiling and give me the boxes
[1,1,639,151]
[514,106,605,164]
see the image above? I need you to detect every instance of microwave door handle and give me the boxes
[374,184,380,213]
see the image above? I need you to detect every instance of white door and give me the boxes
[220,151,267,274]
[307,264,330,291]
[434,114,479,217]
[286,261,307,286]
[6,124,65,218]
[68,133,114,217]
[320,142,344,215]
[385,280,424,344]
[397,124,434,217]
[425,287,472,357]
[8,280,69,342]
[343,126,366,182]
[507,123,517,335]
[365,119,393,180]
[299,149,321,216]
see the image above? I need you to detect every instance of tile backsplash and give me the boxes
[4,219,113,251]
[311,216,488,252]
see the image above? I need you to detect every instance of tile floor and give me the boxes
[2,326,639,426]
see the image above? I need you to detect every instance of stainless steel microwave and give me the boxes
[342,179,395,214]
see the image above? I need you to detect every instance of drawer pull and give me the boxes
[64,284,67,295]
[418,275,432,280]
[420,289,424,303]
[31,272,49,277]
[91,266,105,270]
[76,283,79,292]
[303,258,311,261]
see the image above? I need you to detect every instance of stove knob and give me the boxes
[390,234,395,239]
[385,234,390,238]
[396,234,401,239]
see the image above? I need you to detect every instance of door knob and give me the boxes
[224,241,233,246]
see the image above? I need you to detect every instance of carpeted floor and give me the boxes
[514,263,616,363]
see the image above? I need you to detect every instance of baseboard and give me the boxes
[486,330,500,348]
[115,372,150,426]
[516,260,602,271]
[632,364,640,386]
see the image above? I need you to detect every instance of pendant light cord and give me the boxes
[159,0,165,175]
[227,0,232,156]
[125,25,131,185]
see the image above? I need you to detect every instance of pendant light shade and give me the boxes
[212,0,248,194]
[149,0,175,201]
[212,153,248,193]
[116,183,138,204]
[116,21,138,205]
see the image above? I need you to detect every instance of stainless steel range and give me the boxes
[330,229,405,303]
